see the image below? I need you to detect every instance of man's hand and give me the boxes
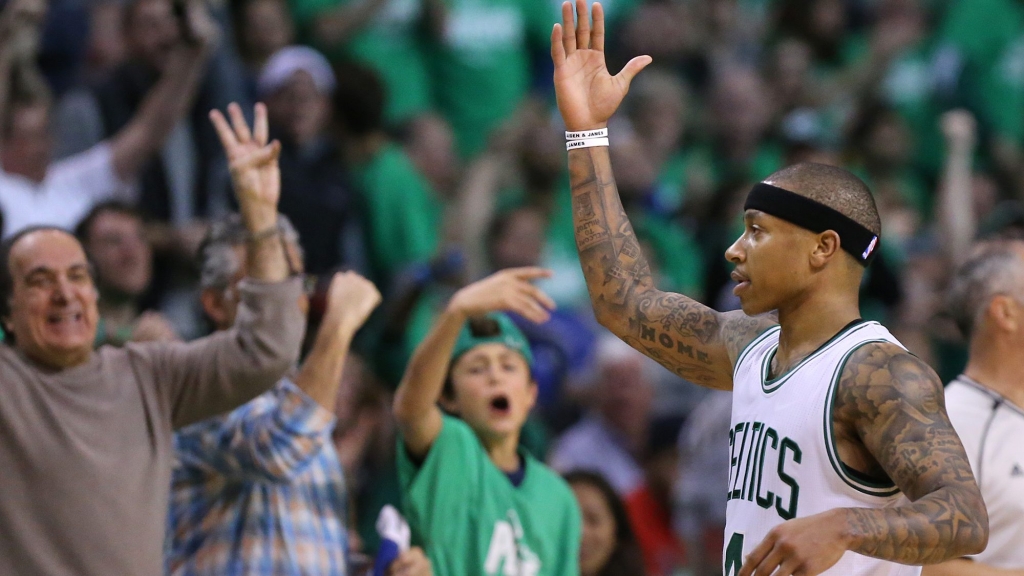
[387,547,433,576]
[321,271,382,336]
[447,267,556,324]
[551,0,651,131]
[209,102,282,233]
[738,510,851,576]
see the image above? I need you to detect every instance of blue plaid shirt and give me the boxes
[166,379,349,576]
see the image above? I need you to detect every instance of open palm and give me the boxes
[210,102,281,228]
[551,0,651,132]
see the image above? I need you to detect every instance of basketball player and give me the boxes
[923,241,1024,576]
[550,2,989,575]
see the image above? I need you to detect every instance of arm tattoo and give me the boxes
[567,148,775,390]
[834,343,989,564]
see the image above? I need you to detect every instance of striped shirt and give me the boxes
[166,378,349,576]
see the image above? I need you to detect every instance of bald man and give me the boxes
[551,2,988,576]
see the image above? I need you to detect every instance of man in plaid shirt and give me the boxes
[164,210,384,575]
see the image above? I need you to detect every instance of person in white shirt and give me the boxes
[924,241,1024,576]
[0,0,217,238]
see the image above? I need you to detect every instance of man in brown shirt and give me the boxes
[0,103,305,575]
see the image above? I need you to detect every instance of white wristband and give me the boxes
[565,128,609,140]
[566,137,610,150]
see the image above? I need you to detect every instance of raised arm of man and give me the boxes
[174,271,381,482]
[107,0,219,182]
[551,0,774,390]
[152,102,305,428]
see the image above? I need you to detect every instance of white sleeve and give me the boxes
[49,142,138,205]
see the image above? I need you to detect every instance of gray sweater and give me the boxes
[0,277,305,575]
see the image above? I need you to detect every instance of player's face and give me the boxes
[725,210,814,315]
[448,343,537,442]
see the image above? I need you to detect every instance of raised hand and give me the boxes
[322,271,383,335]
[447,267,556,324]
[209,102,281,233]
[551,0,652,131]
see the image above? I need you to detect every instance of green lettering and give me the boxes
[775,438,802,520]
[724,532,744,576]
[755,428,778,509]
[730,423,751,500]
[741,422,764,501]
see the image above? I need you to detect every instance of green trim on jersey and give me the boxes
[732,324,781,381]
[823,340,901,497]
[760,320,873,394]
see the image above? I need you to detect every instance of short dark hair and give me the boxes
[442,315,502,399]
[946,240,1024,338]
[765,162,882,237]
[563,470,647,576]
[74,200,143,245]
[0,226,92,342]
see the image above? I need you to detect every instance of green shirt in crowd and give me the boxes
[290,0,432,124]
[940,0,1024,142]
[398,415,581,576]
[430,0,553,157]
[352,142,441,286]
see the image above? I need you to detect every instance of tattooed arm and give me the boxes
[837,343,988,563]
[569,148,774,389]
[552,0,774,390]
[739,343,988,576]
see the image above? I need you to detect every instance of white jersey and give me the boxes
[723,320,921,576]
[945,377,1024,569]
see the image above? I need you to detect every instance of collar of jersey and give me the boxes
[761,319,873,394]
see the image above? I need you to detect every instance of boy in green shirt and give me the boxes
[393,267,581,576]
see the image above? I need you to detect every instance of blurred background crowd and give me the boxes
[0,0,1019,573]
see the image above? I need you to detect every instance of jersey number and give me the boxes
[724,532,744,576]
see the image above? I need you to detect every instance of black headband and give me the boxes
[744,183,879,265]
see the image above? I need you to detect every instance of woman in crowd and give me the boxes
[565,470,647,576]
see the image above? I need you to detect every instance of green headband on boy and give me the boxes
[451,313,534,367]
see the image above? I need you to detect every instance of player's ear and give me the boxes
[810,230,841,268]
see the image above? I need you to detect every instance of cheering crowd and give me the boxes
[1,0,1024,574]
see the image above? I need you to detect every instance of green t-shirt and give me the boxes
[430,0,553,157]
[398,415,581,576]
[353,143,442,286]
[289,0,432,124]
[940,0,1024,142]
